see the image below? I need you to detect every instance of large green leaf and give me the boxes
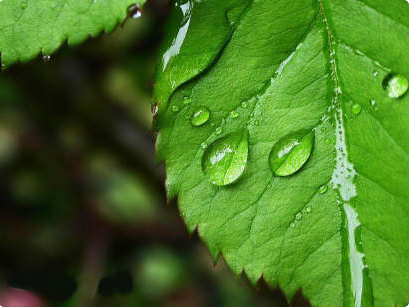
[0,0,145,68]
[154,0,409,306]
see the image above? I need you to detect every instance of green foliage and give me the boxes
[0,0,145,68]
[154,0,409,306]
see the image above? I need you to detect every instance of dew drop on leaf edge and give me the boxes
[191,106,210,127]
[269,129,314,177]
[382,73,408,98]
[202,129,249,186]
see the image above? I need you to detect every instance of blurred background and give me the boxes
[0,1,307,306]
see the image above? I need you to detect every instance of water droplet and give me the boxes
[306,207,311,213]
[191,106,210,127]
[269,130,314,177]
[254,120,260,126]
[295,213,302,220]
[290,222,295,228]
[325,138,330,145]
[370,99,376,106]
[382,73,408,98]
[152,104,158,116]
[230,110,239,119]
[183,97,192,105]
[241,102,248,108]
[215,127,222,135]
[21,2,27,9]
[171,105,179,113]
[201,142,207,149]
[319,184,328,194]
[202,129,249,186]
[352,104,362,115]
[372,71,378,77]
[42,55,51,63]
[128,4,142,19]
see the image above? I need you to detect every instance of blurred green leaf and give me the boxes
[0,0,146,68]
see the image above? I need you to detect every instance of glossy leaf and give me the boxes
[0,0,146,68]
[154,0,409,306]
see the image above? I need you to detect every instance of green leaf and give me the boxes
[154,0,409,306]
[0,0,145,68]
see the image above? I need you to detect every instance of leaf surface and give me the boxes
[0,0,145,68]
[155,0,409,306]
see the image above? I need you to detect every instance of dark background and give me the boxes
[0,1,307,306]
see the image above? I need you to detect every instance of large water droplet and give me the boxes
[202,129,249,186]
[383,73,408,98]
[191,106,210,127]
[269,129,314,177]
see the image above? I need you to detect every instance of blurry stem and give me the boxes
[74,229,109,306]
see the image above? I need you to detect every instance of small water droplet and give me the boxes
[128,4,142,19]
[352,103,362,115]
[254,120,260,126]
[191,106,210,127]
[230,110,239,119]
[241,102,248,108]
[325,138,330,145]
[202,129,249,186]
[269,129,314,177]
[306,207,311,213]
[295,213,302,221]
[382,73,408,98]
[372,71,378,77]
[183,97,192,105]
[370,99,376,106]
[152,104,158,116]
[42,55,51,63]
[201,142,207,149]
[290,222,295,228]
[215,127,222,135]
[319,185,328,194]
[171,105,179,113]
[21,2,27,9]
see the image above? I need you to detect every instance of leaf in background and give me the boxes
[154,0,409,306]
[0,0,146,68]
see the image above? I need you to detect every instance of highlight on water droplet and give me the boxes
[202,129,249,186]
[306,207,311,213]
[369,99,376,107]
[230,110,239,119]
[352,104,362,115]
[241,101,248,108]
[269,129,314,177]
[372,70,378,77]
[171,105,179,113]
[215,127,222,135]
[382,73,408,98]
[319,184,328,194]
[295,213,302,221]
[191,106,210,127]
[201,142,207,149]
